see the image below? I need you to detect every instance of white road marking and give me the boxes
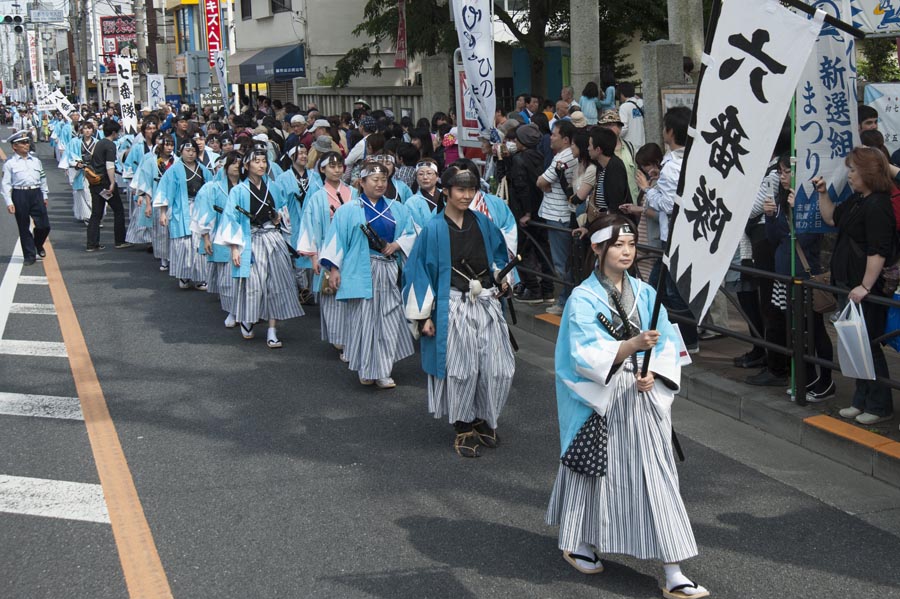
[9,303,57,315]
[0,339,68,357]
[0,474,110,524]
[0,240,24,337]
[0,392,83,420]
[18,275,48,285]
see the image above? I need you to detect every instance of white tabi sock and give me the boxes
[267,327,278,342]
[224,313,236,327]
[664,564,707,595]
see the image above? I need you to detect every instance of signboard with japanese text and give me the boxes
[793,0,857,234]
[661,87,696,112]
[147,74,165,109]
[451,0,495,141]
[851,0,900,35]
[26,31,39,85]
[34,81,51,111]
[100,16,136,73]
[203,0,222,69]
[864,83,900,158]
[454,53,482,148]
[114,56,138,135]
[666,0,823,320]
[48,89,75,121]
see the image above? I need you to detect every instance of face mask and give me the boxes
[505,141,518,154]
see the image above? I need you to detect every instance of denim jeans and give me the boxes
[544,218,573,305]
[649,257,698,347]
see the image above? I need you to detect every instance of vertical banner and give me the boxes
[204,0,222,69]
[213,51,230,113]
[451,0,496,140]
[865,83,900,157]
[34,81,53,111]
[794,0,858,234]
[26,31,39,86]
[666,0,823,320]
[48,90,75,121]
[850,0,900,34]
[115,57,138,135]
[395,0,408,69]
[147,74,165,110]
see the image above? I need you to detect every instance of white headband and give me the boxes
[590,224,634,245]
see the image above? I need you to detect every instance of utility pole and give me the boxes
[133,0,146,103]
[79,0,89,103]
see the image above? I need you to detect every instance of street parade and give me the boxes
[3,1,900,598]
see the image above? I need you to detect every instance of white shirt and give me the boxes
[344,133,370,169]
[2,153,49,206]
[619,97,645,148]
[643,147,684,243]
[538,147,578,222]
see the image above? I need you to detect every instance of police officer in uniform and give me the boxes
[2,130,50,265]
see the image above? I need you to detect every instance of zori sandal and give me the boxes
[563,550,604,574]
[662,582,709,599]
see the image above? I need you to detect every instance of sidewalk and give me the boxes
[512,299,900,490]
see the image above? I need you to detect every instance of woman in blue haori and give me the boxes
[215,144,304,348]
[402,166,515,458]
[154,139,214,290]
[134,133,176,270]
[371,151,413,203]
[65,120,95,224]
[404,158,443,231]
[296,151,356,359]
[193,151,242,328]
[124,120,159,244]
[546,214,707,599]
[274,144,318,294]
[192,130,220,170]
[320,160,416,388]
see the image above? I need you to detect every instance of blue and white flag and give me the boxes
[451,0,495,140]
[851,0,900,34]
[794,0,858,234]
[667,0,824,320]
[147,73,165,110]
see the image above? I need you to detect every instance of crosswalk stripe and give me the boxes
[9,303,57,315]
[0,339,68,357]
[0,241,24,337]
[0,474,110,524]
[0,392,83,420]
[18,275,49,285]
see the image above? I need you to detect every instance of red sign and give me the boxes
[99,16,136,72]
[394,0,407,69]
[204,0,222,69]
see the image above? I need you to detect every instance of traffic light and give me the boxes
[2,16,24,33]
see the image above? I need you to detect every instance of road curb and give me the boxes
[513,312,900,490]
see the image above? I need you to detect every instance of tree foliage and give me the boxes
[857,37,900,82]
[332,0,668,91]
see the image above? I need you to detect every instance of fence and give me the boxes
[513,219,900,408]
[293,85,424,120]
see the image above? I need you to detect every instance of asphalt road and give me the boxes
[1,142,900,599]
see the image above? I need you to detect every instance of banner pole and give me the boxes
[789,95,798,400]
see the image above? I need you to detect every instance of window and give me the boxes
[241,0,252,20]
[271,0,290,14]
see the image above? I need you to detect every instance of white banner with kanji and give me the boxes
[666,0,824,320]
[451,0,495,139]
[114,56,138,135]
[794,0,858,234]
[213,51,230,114]
[48,89,75,121]
[851,0,900,35]
[147,74,165,109]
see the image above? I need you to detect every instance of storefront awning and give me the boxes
[238,45,306,84]
[225,50,261,85]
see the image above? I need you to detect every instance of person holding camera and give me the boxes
[86,121,129,251]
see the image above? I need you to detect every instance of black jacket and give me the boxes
[508,147,545,220]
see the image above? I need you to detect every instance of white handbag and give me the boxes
[834,302,876,380]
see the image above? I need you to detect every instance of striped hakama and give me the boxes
[343,255,414,380]
[169,232,207,282]
[427,289,515,429]
[152,207,170,260]
[231,227,304,323]
[319,291,347,346]
[125,193,153,244]
[207,261,235,313]
[546,362,698,563]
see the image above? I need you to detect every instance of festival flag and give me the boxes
[851,0,900,34]
[114,56,138,135]
[794,0,858,234]
[213,51,231,114]
[666,0,824,320]
[451,0,495,139]
[147,74,165,110]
